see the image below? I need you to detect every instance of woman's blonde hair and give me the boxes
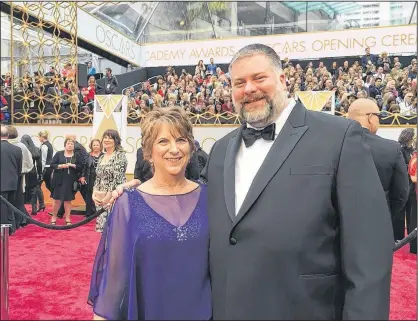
[168,93,177,101]
[38,130,49,140]
[140,107,195,161]
[153,94,163,107]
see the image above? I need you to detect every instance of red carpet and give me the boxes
[6,206,417,320]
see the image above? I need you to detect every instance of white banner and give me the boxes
[14,125,404,175]
[77,9,142,66]
[143,25,417,67]
[92,95,128,144]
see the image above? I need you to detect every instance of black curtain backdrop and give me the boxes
[96,68,148,94]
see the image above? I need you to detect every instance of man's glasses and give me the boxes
[366,112,382,119]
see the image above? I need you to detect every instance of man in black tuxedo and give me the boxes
[0,125,23,234]
[348,99,409,241]
[201,44,394,320]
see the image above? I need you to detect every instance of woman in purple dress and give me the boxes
[88,108,211,320]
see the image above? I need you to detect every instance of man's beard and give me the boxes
[237,90,288,128]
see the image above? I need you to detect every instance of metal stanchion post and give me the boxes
[1,224,11,321]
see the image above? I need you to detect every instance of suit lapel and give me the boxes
[224,128,243,221]
[233,103,309,227]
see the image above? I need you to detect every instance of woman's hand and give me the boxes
[92,193,102,207]
[101,192,112,206]
[93,191,107,207]
[60,164,69,169]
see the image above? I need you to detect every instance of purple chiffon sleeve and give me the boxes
[88,193,131,320]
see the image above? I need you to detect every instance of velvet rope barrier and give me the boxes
[0,195,107,230]
[394,228,417,251]
[0,194,416,251]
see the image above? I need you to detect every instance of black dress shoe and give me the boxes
[37,206,46,213]
[31,211,37,216]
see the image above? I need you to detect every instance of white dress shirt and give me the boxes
[41,144,48,171]
[10,140,34,191]
[235,99,296,215]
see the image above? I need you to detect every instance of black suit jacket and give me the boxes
[201,103,393,320]
[362,128,409,223]
[361,54,377,68]
[74,141,89,179]
[1,140,23,192]
[400,146,416,194]
[104,75,119,94]
[134,148,153,182]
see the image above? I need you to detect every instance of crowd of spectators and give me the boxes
[0,62,102,124]
[126,50,417,124]
[1,49,417,125]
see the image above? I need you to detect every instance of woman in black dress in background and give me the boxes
[84,139,104,216]
[49,138,83,225]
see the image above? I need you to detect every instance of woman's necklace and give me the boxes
[64,154,73,174]
[152,179,188,195]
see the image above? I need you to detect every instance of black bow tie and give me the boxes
[242,123,276,148]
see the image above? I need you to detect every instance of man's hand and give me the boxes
[103,180,142,208]
[113,185,125,199]
[105,185,125,208]
[79,177,86,185]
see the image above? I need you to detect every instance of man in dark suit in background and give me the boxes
[201,44,394,320]
[0,125,23,234]
[348,99,409,241]
[104,68,119,94]
[194,140,208,173]
[361,46,377,69]
[45,81,71,123]
[134,147,154,183]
